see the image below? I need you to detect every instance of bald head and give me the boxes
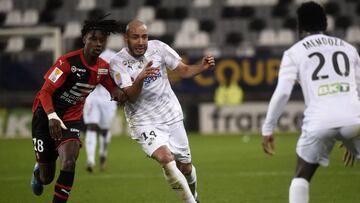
[125,20,147,35]
[125,19,148,57]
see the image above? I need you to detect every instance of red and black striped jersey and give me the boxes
[32,49,116,121]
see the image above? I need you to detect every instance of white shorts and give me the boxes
[297,124,360,166]
[129,120,192,163]
[83,100,117,129]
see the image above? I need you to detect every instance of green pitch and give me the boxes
[1,133,359,203]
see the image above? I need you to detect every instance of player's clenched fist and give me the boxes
[201,55,215,70]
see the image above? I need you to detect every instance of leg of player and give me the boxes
[177,162,199,202]
[99,129,111,171]
[85,124,98,172]
[53,140,80,203]
[289,155,319,203]
[152,145,196,203]
[31,162,56,195]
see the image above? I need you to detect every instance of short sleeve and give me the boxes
[43,57,70,88]
[157,40,181,70]
[109,55,133,88]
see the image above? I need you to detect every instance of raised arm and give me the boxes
[174,55,215,78]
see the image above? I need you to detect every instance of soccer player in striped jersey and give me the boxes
[110,20,215,203]
[262,2,360,203]
[30,17,126,202]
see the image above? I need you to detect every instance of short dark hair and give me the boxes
[297,1,327,32]
[81,14,121,37]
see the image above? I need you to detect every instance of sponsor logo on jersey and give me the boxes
[318,82,350,96]
[70,66,86,73]
[143,72,162,87]
[98,68,108,75]
[48,67,63,83]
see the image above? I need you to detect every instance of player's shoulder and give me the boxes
[148,40,168,49]
[100,49,117,63]
[97,57,110,69]
[109,49,129,66]
[60,49,82,61]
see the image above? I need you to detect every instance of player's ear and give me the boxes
[124,34,128,46]
[82,34,87,45]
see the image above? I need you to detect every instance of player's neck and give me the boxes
[299,31,324,40]
[83,50,97,66]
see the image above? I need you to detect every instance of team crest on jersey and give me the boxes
[48,67,63,83]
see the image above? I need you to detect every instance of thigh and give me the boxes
[296,128,337,167]
[129,124,169,157]
[168,121,192,164]
[339,124,360,159]
[32,107,58,163]
[99,103,117,129]
[83,101,101,125]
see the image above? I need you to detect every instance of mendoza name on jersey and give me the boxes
[302,36,344,50]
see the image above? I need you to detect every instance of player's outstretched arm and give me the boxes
[122,61,160,103]
[174,55,215,78]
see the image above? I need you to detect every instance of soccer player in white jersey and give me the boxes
[110,20,215,203]
[262,2,360,203]
[83,49,118,172]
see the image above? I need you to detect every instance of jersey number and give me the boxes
[141,131,157,140]
[32,138,44,152]
[309,51,350,81]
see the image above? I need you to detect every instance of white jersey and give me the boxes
[110,40,183,126]
[263,34,360,134]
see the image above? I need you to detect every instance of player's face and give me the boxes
[83,30,108,58]
[125,25,148,58]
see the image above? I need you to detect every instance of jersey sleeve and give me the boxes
[109,55,133,88]
[262,51,297,135]
[157,40,181,70]
[100,73,116,94]
[354,51,360,98]
[39,57,71,113]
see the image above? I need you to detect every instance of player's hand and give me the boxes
[262,135,275,155]
[111,87,127,105]
[340,143,355,167]
[47,112,67,141]
[139,61,160,80]
[201,55,215,70]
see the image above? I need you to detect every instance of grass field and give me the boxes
[1,133,360,203]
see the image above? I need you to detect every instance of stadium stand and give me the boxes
[1,0,360,106]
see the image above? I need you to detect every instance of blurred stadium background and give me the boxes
[1,0,360,202]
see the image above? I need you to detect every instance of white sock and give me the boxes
[184,165,198,199]
[85,130,97,167]
[163,161,196,203]
[289,178,309,203]
[99,131,111,158]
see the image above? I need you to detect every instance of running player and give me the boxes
[262,2,360,203]
[110,20,215,203]
[30,17,126,203]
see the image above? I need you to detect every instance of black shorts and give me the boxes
[32,106,82,163]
